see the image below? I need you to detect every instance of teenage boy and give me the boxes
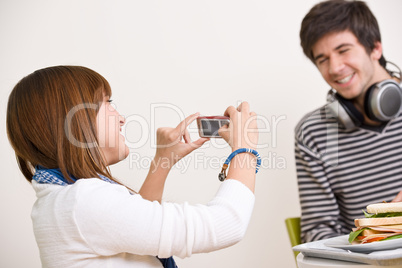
[295,0,402,243]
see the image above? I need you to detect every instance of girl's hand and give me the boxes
[140,113,208,202]
[154,113,209,169]
[218,102,258,151]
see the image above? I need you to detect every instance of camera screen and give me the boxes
[201,120,220,136]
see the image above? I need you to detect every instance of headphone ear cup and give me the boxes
[365,80,402,122]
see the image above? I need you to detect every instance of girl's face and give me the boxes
[96,95,129,165]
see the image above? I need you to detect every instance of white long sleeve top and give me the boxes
[31,178,255,267]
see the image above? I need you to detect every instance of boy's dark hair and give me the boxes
[300,0,386,67]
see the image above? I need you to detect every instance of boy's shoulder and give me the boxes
[294,104,335,137]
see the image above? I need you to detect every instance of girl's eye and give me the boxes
[107,99,113,103]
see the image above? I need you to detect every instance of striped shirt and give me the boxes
[294,105,402,243]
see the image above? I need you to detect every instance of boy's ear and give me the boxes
[371,41,383,61]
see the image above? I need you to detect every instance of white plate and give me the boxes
[324,235,402,253]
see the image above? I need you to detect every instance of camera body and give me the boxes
[197,116,230,138]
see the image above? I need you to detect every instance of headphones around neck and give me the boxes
[326,62,402,130]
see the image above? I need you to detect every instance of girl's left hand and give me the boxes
[154,113,209,169]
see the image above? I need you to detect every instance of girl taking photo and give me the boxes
[6,65,259,268]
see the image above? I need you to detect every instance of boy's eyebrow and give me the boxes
[335,43,353,50]
[313,43,354,62]
[314,54,325,62]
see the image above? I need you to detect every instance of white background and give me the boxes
[1,1,401,267]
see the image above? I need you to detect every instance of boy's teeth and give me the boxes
[337,74,353,84]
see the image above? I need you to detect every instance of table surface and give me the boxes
[297,253,402,268]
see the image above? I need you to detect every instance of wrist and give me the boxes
[154,150,180,165]
[219,148,261,181]
[150,155,173,173]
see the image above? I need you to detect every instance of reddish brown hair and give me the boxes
[7,66,116,183]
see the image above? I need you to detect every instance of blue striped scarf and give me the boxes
[32,166,177,268]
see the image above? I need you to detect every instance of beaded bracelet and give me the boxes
[218,148,261,181]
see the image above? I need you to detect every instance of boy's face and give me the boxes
[312,30,383,100]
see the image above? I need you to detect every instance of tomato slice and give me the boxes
[361,236,387,244]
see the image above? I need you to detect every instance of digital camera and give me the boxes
[196,116,230,138]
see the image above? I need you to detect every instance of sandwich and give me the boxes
[349,202,402,244]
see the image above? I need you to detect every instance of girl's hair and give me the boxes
[7,65,118,184]
[300,0,386,68]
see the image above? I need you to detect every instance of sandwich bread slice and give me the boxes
[349,202,402,244]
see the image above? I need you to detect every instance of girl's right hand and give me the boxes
[154,113,209,169]
[218,102,258,151]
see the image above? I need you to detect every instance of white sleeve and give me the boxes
[73,179,255,258]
